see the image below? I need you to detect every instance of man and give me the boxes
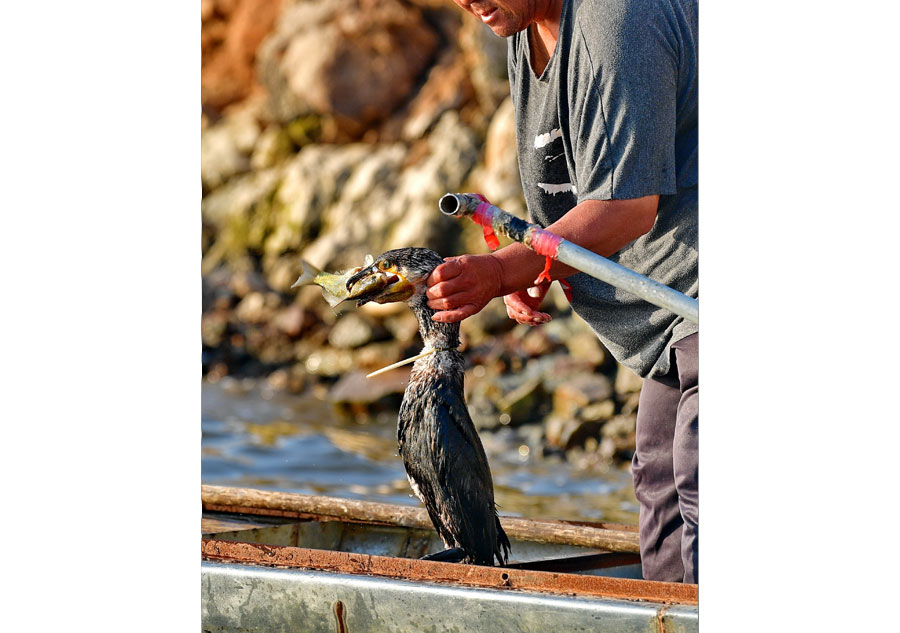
[426,0,698,583]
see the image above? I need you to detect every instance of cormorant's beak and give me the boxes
[345,263,415,307]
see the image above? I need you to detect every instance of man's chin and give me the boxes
[488,23,521,38]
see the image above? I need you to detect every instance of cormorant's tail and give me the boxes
[494,517,511,565]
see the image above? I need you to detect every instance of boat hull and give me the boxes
[202,561,698,633]
[200,486,697,632]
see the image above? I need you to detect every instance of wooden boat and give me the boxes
[201,485,698,632]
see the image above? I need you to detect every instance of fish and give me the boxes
[290,255,377,307]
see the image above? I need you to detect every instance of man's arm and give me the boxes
[426,195,658,322]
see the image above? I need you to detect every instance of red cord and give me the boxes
[471,195,500,251]
[535,257,553,284]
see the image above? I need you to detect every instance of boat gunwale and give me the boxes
[201,538,698,606]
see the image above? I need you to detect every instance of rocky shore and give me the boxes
[201,0,641,470]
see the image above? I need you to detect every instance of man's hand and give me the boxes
[425,254,503,322]
[503,283,551,326]
[425,196,659,323]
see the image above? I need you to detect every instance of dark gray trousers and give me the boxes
[632,332,698,583]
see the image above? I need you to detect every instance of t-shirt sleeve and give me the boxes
[569,2,679,202]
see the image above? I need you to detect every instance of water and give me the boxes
[202,378,639,524]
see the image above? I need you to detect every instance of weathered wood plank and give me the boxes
[201,485,640,553]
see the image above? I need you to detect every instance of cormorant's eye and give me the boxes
[380,260,392,270]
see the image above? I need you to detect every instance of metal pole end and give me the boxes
[439,193,463,216]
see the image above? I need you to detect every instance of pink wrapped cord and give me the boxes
[529,228,563,285]
[470,194,500,251]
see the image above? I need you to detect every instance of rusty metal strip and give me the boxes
[201,486,640,553]
[201,539,698,606]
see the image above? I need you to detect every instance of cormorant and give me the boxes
[345,247,510,566]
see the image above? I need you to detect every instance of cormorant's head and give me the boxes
[345,248,443,307]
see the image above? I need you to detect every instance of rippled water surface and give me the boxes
[202,378,639,524]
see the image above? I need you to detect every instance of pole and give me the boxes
[438,193,699,324]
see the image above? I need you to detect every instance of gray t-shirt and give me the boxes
[508,0,698,379]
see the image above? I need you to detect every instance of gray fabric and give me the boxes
[508,0,698,379]
[632,332,698,583]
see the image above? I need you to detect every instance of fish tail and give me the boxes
[290,259,323,289]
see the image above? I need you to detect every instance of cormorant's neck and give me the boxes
[409,293,460,350]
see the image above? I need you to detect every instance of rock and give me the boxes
[581,400,616,422]
[272,302,308,338]
[468,97,525,218]
[597,437,617,463]
[284,114,323,147]
[229,267,269,297]
[204,110,479,281]
[601,414,637,459]
[458,19,510,126]
[465,367,504,430]
[352,342,405,372]
[496,376,545,426]
[200,167,284,273]
[462,300,517,346]
[201,312,229,347]
[251,331,297,365]
[263,255,303,293]
[235,291,268,324]
[282,143,405,266]
[293,286,337,327]
[201,124,251,192]
[520,327,559,357]
[200,96,266,191]
[540,355,604,393]
[201,0,215,22]
[401,51,473,141]
[202,0,285,113]
[620,391,641,416]
[296,111,478,268]
[327,313,374,349]
[202,268,236,311]
[250,124,294,170]
[553,374,614,421]
[257,0,438,136]
[545,416,604,451]
[266,367,307,392]
[328,367,409,405]
[302,348,355,377]
[382,311,421,344]
[614,365,644,395]
[204,140,411,271]
[384,112,479,253]
[271,143,368,255]
[565,330,609,368]
[467,398,502,432]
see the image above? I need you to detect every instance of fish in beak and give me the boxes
[345,257,416,307]
[290,255,381,307]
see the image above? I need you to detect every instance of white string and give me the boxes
[365,348,437,379]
